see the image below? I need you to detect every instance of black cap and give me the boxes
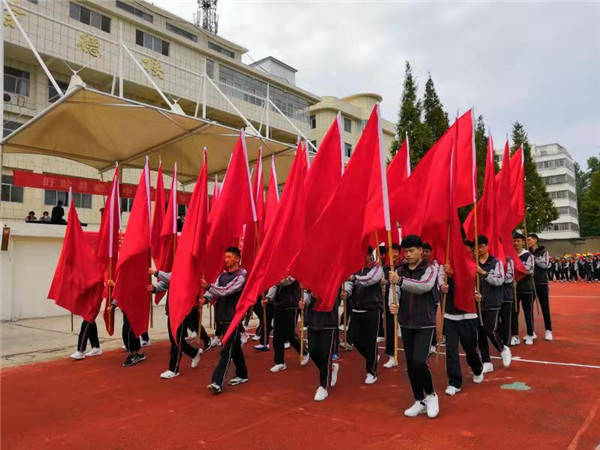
[401,234,423,249]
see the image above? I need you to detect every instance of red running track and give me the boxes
[2,282,599,449]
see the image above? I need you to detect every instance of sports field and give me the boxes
[2,282,599,449]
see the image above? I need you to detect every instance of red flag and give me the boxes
[264,155,279,236]
[454,110,477,208]
[48,190,105,323]
[96,166,120,334]
[222,142,308,344]
[113,160,152,337]
[509,146,525,229]
[150,162,166,267]
[303,114,344,232]
[211,175,221,212]
[205,131,256,283]
[240,148,265,271]
[387,136,411,195]
[290,105,388,310]
[168,153,209,338]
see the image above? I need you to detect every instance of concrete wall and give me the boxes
[540,236,600,257]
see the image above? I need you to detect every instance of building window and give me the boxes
[542,174,575,186]
[116,0,152,22]
[219,65,266,107]
[48,79,70,103]
[69,2,111,33]
[206,59,214,79]
[344,117,352,133]
[310,140,317,150]
[1,175,24,203]
[557,206,578,217]
[3,120,23,138]
[310,115,316,129]
[571,223,579,231]
[208,41,235,58]
[269,84,309,122]
[344,143,352,158]
[136,29,169,56]
[45,190,69,207]
[121,198,133,212]
[4,66,30,96]
[166,22,197,42]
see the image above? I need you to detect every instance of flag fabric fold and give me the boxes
[264,155,279,236]
[509,146,525,229]
[151,162,166,267]
[240,148,264,271]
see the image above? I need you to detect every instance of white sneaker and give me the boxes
[210,336,222,347]
[545,330,553,341]
[445,386,461,396]
[270,363,287,373]
[482,362,494,374]
[473,372,484,384]
[241,332,249,344]
[140,339,150,347]
[331,363,339,387]
[383,357,398,369]
[160,370,179,379]
[532,332,537,339]
[284,342,291,349]
[191,349,202,368]
[376,336,385,343]
[364,373,378,385]
[404,401,426,417]
[314,386,328,401]
[252,334,261,341]
[70,351,85,360]
[301,353,310,366]
[501,346,512,367]
[429,345,437,355]
[510,336,521,346]
[524,335,534,345]
[84,347,102,357]
[424,393,439,418]
[187,331,198,339]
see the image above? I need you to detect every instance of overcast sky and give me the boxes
[151,0,599,167]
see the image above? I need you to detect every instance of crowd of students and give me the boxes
[70,231,562,419]
[548,253,600,282]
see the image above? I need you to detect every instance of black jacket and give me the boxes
[391,260,438,329]
[478,255,504,310]
[305,291,339,331]
[344,264,384,312]
[204,268,247,324]
[531,246,549,285]
[516,250,534,295]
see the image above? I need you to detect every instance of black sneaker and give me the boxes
[207,383,222,394]
[130,353,146,365]
[228,377,249,386]
[122,354,135,367]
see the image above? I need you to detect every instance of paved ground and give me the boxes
[1,282,599,449]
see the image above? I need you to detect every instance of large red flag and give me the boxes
[454,110,477,208]
[150,162,166,267]
[48,190,105,323]
[96,166,120,334]
[387,136,411,195]
[509,146,525,229]
[205,131,256,283]
[222,144,308,344]
[113,160,152,337]
[168,153,209,337]
[264,155,279,236]
[240,148,265,271]
[290,105,388,310]
[303,114,344,232]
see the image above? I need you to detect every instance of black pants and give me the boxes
[273,308,306,364]
[308,328,336,388]
[254,301,274,345]
[211,324,248,387]
[498,302,513,346]
[478,309,504,363]
[401,327,435,401]
[385,306,395,356]
[77,320,99,352]
[122,313,141,353]
[349,310,379,376]
[141,332,149,342]
[512,293,534,337]
[444,318,482,389]
[184,307,211,348]
[168,315,199,373]
[535,284,552,331]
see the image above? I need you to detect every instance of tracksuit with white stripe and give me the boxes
[477,255,506,363]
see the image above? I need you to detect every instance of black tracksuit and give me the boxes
[391,260,438,401]
[254,297,274,345]
[382,266,396,357]
[267,278,306,365]
[345,264,384,376]
[442,278,482,389]
[306,292,339,389]
[531,246,552,331]
[205,268,248,387]
[498,258,515,346]
[477,255,506,362]
[122,312,140,353]
[512,250,535,337]
[77,320,100,352]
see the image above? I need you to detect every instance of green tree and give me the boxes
[578,155,600,236]
[391,62,433,167]
[423,74,449,142]
[511,121,558,232]
[474,115,487,197]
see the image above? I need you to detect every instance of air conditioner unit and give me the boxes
[3,92,27,107]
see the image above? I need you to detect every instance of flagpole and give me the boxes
[374,230,386,349]
[107,256,114,334]
[299,287,305,364]
[473,201,484,326]
[522,214,540,315]
[70,313,74,333]
[386,229,399,362]
[437,224,451,360]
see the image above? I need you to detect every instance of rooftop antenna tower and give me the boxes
[195,0,218,34]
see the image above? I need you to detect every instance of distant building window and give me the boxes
[344,143,352,158]
[121,198,134,212]
[1,175,24,203]
[69,2,111,33]
[219,65,266,107]
[206,59,214,79]
[48,79,70,103]
[3,120,23,138]
[344,117,352,133]
[166,22,197,42]
[116,1,152,22]
[136,29,169,56]
[536,158,573,172]
[208,41,235,58]
[310,115,316,129]
[4,66,30,96]
[557,206,578,217]
[310,140,317,150]
[45,190,69,207]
